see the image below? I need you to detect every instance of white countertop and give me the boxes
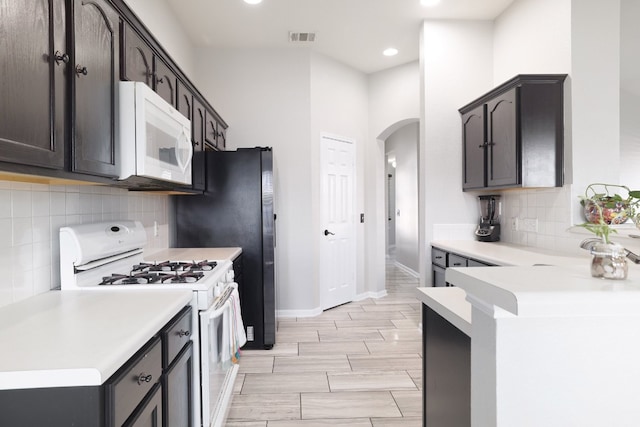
[145,247,242,262]
[417,241,594,331]
[431,240,587,266]
[415,287,471,336]
[0,290,193,390]
[448,264,640,317]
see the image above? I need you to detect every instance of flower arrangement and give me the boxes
[579,183,640,242]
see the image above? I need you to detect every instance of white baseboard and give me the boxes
[276,289,390,318]
[354,289,388,300]
[394,261,419,278]
[276,307,323,318]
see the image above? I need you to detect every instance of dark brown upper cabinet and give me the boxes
[0,0,227,188]
[204,111,218,150]
[0,0,66,170]
[121,23,153,86]
[70,0,120,178]
[459,74,566,191]
[153,56,176,107]
[121,23,176,108]
[191,98,206,191]
[461,105,485,190]
[217,123,227,150]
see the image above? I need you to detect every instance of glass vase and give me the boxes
[590,243,628,280]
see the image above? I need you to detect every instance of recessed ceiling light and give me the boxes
[383,48,399,57]
[244,0,262,4]
[420,0,441,6]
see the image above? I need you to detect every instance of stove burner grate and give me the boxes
[99,260,216,286]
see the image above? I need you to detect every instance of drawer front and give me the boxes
[109,337,162,427]
[432,248,447,268]
[448,254,468,268]
[163,306,193,367]
[467,258,492,267]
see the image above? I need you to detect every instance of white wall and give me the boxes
[620,0,640,191]
[490,0,576,252]
[418,0,623,256]
[420,20,494,285]
[368,61,420,294]
[310,53,369,300]
[493,0,571,83]
[492,0,622,254]
[0,182,169,308]
[385,123,419,274]
[192,47,314,314]
[123,0,196,79]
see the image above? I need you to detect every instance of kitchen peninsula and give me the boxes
[418,241,640,426]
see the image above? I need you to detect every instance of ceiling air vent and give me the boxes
[289,32,316,43]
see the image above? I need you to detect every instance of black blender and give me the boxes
[475,195,501,242]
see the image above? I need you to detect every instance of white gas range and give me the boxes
[59,220,245,427]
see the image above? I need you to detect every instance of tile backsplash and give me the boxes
[499,185,584,255]
[433,186,589,256]
[0,180,170,308]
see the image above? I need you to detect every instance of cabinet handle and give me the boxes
[156,76,164,84]
[75,65,88,76]
[478,142,488,148]
[453,262,462,266]
[136,373,153,385]
[177,329,191,337]
[53,51,69,65]
[435,256,443,259]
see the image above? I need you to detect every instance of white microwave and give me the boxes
[118,81,193,186]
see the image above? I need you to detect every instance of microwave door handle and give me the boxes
[176,126,193,173]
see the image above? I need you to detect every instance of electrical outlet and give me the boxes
[521,218,538,233]
[511,217,518,231]
[153,221,159,237]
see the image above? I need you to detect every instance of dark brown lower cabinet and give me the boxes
[423,305,470,427]
[164,342,194,427]
[125,383,163,427]
[0,305,193,427]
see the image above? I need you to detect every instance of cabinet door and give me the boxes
[0,0,65,169]
[461,105,485,190]
[423,305,471,426]
[176,81,192,124]
[153,57,176,107]
[71,0,119,177]
[121,23,153,86]
[204,110,218,149]
[163,342,193,427]
[432,265,446,287]
[124,383,163,427]
[191,98,206,191]
[487,88,518,187]
[217,124,227,150]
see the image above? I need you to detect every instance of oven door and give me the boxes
[199,296,239,427]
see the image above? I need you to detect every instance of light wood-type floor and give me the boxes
[227,261,422,426]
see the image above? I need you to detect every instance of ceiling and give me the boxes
[165,0,515,74]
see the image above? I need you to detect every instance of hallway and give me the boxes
[226,262,423,426]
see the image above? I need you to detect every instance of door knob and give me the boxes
[324,229,335,236]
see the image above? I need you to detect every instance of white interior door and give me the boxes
[320,134,356,310]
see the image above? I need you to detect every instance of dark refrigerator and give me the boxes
[174,147,275,350]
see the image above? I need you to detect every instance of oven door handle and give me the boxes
[203,299,231,320]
